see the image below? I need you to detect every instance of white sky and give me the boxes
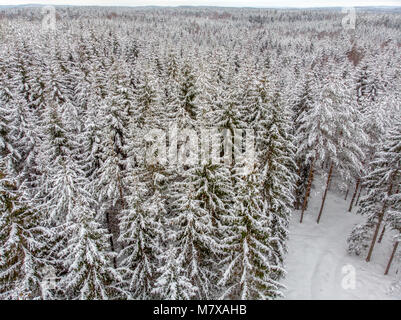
[0,0,400,7]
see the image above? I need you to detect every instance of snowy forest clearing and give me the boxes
[283,177,399,300]
[0,5,400,300]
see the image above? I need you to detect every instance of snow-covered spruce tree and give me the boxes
[153,57,238,298]
[96,59,133,257]
[358,90,390,165]
[347,214,377,257]
[117,114,166,299]
[153,51,176,119]
[167,58,199,129]
[257,89,297,274]
[118,167,166,299]
[293,72,315,210]
[199,48,232,124]
[348,118,401,260]
[192,162,234,241]
[133,64,161,128]
[0,61,16,169]
[19,58,49,199]
[33,100,76,224]
[152,244,197,300]
[167,154,237,299]
[243,67,296,256]
[353,54,393,183]
[116,57,171,299]
[32,58,122,297]
[177,58,240,298]
[209,69,287,299]
[219,169,285,300]
[0,51,50,300]
[2,42,41,184]
[0,162,49,300]
[59,197,126,300]
[162,172,220,299]
[296,64,365,223]
[0,43,35,187]
[24,77,78,276]
[32,88,124,300]
[166,50,180,82]
[354,59,381,107]
[152,57,227,299]
[80,70,105,183]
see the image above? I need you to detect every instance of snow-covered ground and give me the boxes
[282,178,400,300]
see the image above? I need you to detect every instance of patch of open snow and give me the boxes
[282,177,400,300]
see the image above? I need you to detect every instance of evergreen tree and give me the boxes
[95,59,133,256]
[163,169,222,299]
[118,165,165,299]
[59,199,125,300]
[152,245,197,300]
[293,72,315,210]
[0,164,49,300]
[257,90,296,274]
[296,66,365,223]
[219,170,285,299]
[348,118,401,260]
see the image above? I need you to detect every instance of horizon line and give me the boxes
[1,3,401,9]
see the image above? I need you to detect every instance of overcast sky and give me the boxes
[1,0,400,7]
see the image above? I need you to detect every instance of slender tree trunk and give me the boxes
[348,179,360,212]
[378,225,386,244]
[366,181,394,262]
[355,186,364,207]
[381,188,401,243]
[378,188,399,244]
[344,184,350,201]
[384,241,399,275]
[300,158,315,223]
[295,161,302,210]
[316,162,333,224]
[106,211,117,268]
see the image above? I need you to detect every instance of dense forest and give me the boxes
[0,6,400,300]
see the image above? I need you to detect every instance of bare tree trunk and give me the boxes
[106,211,117,268]
[295,161,302,210]
[355,186,364,207]
[366,181,394,262]
[384,241,399,275]
[344,184,350,201]
[300,158,315,223]
[348,179,360,212]
[378,187,400,243]
[316,162,333,224]
[377,187,400,243]
[378,225,386,244]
